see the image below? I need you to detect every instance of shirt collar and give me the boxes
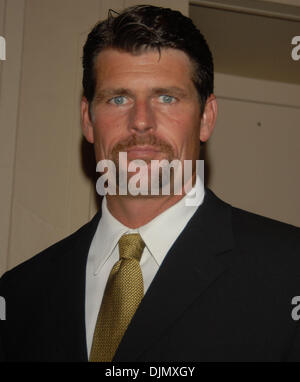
[138,174,204,266]
[92,199,130,275]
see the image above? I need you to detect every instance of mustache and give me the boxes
[112,135,174,157]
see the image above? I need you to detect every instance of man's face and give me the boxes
[81,48,216,189]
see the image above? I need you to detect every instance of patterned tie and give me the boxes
[89,233,145,362]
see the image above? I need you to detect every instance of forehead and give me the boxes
[93,48,196,90]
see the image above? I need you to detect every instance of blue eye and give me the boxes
[158,95,175,104]
[110,96,128,105]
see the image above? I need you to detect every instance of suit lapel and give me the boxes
[113,188,235,361]
[56,209,101,361]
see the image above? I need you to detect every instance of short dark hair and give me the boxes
[82,4,214,114]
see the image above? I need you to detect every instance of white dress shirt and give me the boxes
[85,176,205,356]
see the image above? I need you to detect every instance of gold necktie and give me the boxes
[89,233,145,362]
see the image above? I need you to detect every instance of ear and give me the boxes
[81,97,94,144]
[199,94,218,142]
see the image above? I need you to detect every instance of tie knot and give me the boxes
[118,233,145,261]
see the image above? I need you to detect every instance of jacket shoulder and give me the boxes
[0,212,100,287]
[230,205,300,269]
[231,205,300,241]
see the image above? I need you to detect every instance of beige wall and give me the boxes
[0,0,299,276]
[0,0,26,275]
[208,73,300,227]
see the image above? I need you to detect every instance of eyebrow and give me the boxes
[94,86,188,102]
[151,87,188,98]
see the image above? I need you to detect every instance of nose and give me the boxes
[128,99,156,134]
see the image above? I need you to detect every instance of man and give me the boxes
[0,5,300,362]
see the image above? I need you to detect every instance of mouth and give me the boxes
[125,146,162,157]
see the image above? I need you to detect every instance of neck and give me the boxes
[106,172,196,228]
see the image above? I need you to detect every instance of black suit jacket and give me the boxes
[1,188,300,362]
